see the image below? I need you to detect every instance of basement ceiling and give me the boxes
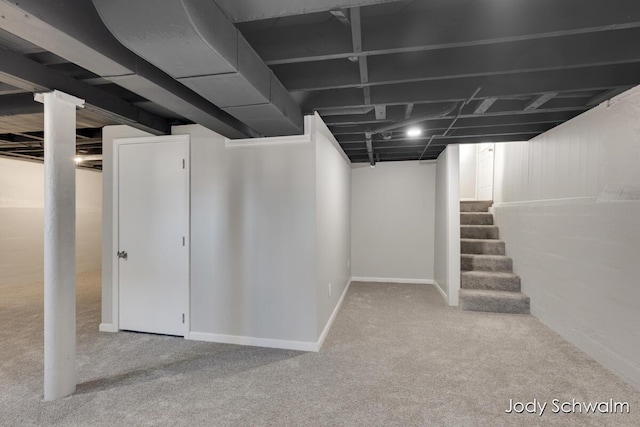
[1,0,639,167]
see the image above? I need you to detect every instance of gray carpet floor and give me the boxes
[1,272,639,426]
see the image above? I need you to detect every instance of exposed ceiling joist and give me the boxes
[246,0,640,65]
[330,9,351,26]
[0,47,170,134]
[316,106,374,116]
[404,103,413,119]
[337,123,556,142]
[586,86,635,106]
[272,28,640,92]
[305,63,640,110]
[368,103,457,135]
[0,0,638,164]
[524,93,557,111]
[0,93,43,116]
[324,108,578,129]
[349,6,372,109]
[474,98,498,114]
[364,132,374,166]
[14,132,44,142]
[362,86,371,105]
[216,0,402,23]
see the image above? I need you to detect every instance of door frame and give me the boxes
[111,134,191,336]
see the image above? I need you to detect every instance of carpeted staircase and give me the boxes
[459,201,530,314]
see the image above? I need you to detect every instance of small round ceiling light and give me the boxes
[406,127,422,138]
[74,156,83,164]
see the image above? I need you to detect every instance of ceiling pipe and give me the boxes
[364,132,375,166]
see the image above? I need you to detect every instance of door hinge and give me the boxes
[182,313,185,324]
[182,158,185,169]
[182,236,185,246]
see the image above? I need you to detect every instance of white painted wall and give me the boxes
[433,145,460,305]
[459,144,477,200]
[350,161,436,283]
[492,85,640,389]
[102,115,351,350]
[314,116,351,337]
[0,156,101,287]
[185,123,317,345]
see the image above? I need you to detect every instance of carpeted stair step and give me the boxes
[461,271,521,292]
[460,200,492,212]
[460,225,499,239]
[460,212,493,225]
[459,289,530,314]
[461,238,505,255]
[461,254,513,272]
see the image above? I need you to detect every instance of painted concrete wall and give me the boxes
[101,125,152,325]
[434,145,460,305]
[459,144,477,200]
[314,116,351,337]
[350,161,436,282]
[0,156,102,287]
[492,85,640,389]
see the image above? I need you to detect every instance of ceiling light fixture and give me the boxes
[74,157,83,164]
[406,127,422,138]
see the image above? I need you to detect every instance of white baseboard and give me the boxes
[188,278,352,353]
[432,280,448,303]
[187,332,319,352]
[317,278,351,351]
[351,277,434,285]
[99,323,118,333]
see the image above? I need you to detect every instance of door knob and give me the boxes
[117,250,128,260]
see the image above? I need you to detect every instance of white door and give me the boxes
[476,143,495,201]
[117,137,189,337]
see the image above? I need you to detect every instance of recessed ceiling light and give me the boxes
[407,127,422,137]
[74,157,83,164]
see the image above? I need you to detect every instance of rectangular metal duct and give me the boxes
[93,0,303,137]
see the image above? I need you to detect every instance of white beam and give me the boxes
[375,105,386,120]
[524,93,557,111]
[474,98,498,114]
[404,103,414,119]
[34,90,85,401]
[330,9,351,26]
[586,86,634,106]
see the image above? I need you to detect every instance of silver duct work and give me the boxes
[93,0,303,137]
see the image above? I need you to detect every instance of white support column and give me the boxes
[34,90,85,401]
